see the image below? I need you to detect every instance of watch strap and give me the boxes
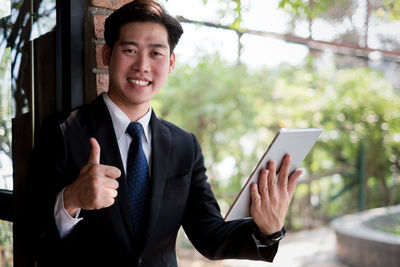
[252,227,286,247]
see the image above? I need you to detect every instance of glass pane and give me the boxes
[0,0,56,191]
[0,0,13,191]
[0,220,13,266]
[0,0,11,19]
[32,0,56,40]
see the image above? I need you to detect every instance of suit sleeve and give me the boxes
[182,134,278,261]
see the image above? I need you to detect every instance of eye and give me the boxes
[124,48,136,55]
[152,51,163,56]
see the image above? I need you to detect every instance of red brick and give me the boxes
[92,0,132,10]
[96,73,109,95]
[93,15,107,39]
[96,45,107,68]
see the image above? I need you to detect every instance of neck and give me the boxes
[106,91,150,122]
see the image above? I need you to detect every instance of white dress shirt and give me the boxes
[54,93,152,238]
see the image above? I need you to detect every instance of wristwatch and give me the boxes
[252,227,286,248]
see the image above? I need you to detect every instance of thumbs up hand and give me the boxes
[63,138,121,217]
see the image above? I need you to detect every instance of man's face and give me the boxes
[102,21,175,113]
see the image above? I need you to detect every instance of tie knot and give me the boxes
[126,122,144,139]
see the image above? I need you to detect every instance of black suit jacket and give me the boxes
[25,95,278,266]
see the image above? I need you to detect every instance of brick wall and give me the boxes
[84,0,132,103]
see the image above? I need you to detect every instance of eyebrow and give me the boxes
[119,41,168,49]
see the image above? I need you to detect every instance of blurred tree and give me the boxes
[153,55,268,205]
[375,0,400,21]
[0,47,12,158]
[154,55,400,227]
[278,0,348,20]
[276,65,400,227]
[0,221,12,246]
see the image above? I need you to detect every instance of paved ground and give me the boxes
[178,227,349,267]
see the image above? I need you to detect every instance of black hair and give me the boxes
[104,0,183,54]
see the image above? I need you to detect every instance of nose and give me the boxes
[131,53,151,73]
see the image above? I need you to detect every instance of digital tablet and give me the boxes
[224,128,323,221]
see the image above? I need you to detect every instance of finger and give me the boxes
[278,154,291,188]
[250,183,261,210]
[104,177,119,190]
[288,169,302,198]
[267,161,276,191]
[258,169,269,197]
[100,196,116,209]
[101,189,118,208]
[104,188,118,199]
[88,137,101,164]
[103,166,121,179]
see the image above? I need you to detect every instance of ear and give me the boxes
[102,44,111,66]
[168,52,176,74]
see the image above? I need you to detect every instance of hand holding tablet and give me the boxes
[225,128,323,222]
[250,154,304,235]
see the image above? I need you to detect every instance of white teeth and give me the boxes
[128,79,150,86]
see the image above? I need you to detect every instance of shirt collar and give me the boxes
[102,93,151,143]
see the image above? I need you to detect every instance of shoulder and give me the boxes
[151,114,203,157]
[160,118,191,137]
[152,115,205,169]
[38,96,109,140]
[65,96,107,125]
[154,114,197,143]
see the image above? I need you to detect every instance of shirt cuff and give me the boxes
[54,188,83,238]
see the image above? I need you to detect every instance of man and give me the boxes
[27,0,301,266]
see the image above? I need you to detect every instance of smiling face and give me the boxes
[102,21,175,119]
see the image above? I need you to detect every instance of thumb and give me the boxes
[88,137,101,164]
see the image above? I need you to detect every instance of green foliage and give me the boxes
[153,54,400,224]
[195,0,245,31]
[230,0,243,31]
[212,0,245,31]
[278,0,400,21]
[0,47,12,157]
[376,0,400,21]
[278,0,345,19]
[0,221,12,246]
[153,55,264,206]
[0,220,12,267]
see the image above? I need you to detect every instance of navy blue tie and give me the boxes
[126,122,149,234]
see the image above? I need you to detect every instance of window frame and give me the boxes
[0,1,84,266]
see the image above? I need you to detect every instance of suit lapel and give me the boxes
[88,96,135,239]
[145,112,171,240]
[87,99,172,245]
